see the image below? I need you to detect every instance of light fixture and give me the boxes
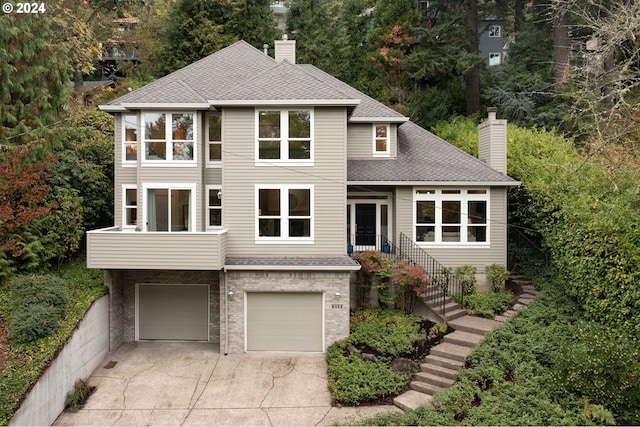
[335,289,341,298]
[228,288,234,299]
[217,190,222,200]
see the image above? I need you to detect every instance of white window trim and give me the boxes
[206,185,223,230]
[414,188,490,247]
[489,25,501,37]
[142,183,197,232]
[122,184,138,230]
[255,184,314,243]
[206,111,223,168]
[122,113,138,167]
[489,52,501,66]
[255,108,314,166]
[141,112,198,167]
[373,124,391,157]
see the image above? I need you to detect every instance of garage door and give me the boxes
[137,284,209,341]
[246,293,323,352]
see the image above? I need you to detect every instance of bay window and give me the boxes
[256,109,312,163]
[143,112,196,163]
[256,185,313,241]
[415,189,489,244]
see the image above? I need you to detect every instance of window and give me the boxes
[123,185,137,228]
[123,114,138,164]
[489,52,501,66]
[143,112,196,163]
[207,112,222,165]
[207,186,222,228]
[415,189,489,244]
[256,109,312,163]
[256,185,313,241]
[373,124,390,156]
[144,185,194,232]
[489,25,501,37]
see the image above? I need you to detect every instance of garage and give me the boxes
[246,292,323,352]
[137,284,209,341]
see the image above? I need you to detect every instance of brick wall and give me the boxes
[221,270,351,354]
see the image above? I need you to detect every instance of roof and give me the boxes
[348,121,519,186]
[224,256,361,271]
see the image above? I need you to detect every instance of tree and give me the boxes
[464,0,481,115]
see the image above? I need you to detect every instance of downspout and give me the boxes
[223,269,229,355]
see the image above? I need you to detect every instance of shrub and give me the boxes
[349,309,425,358]
[10,275,69,310]
[352,251,394,307]
[391,260,432,313]
[484,264,509,292]
[65,379,95,411]
[8,303,62,344]
[463,292,514,318]
[454,265,477,296]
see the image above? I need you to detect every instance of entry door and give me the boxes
[355,204,376,246]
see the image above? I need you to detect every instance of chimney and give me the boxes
[478,107,507,174]
[274,34,296,64]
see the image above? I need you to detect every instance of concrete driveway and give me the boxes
[54,342,401,426]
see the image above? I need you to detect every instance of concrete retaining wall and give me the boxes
[9,296,109,426]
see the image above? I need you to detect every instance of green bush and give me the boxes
[8,303,62,344]
[349,309,425,358]
[463,292,513,318]
[10,275,69,310]
[484,264,509,292]
[454,265,477,295]
[65,379,95,411]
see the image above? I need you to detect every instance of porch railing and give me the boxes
[348,233,464,316]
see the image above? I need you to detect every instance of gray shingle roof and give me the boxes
[348,121,518,184]
[225,255,360,269]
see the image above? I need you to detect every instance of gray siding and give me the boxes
[87,229,227,270]
[394,186,508,279]
[347,123,397,159]
[223,107,347,255]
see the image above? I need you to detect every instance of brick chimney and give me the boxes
[274,34,296,64]
[478,107,507,174]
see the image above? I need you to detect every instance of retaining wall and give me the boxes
[9,296,109,426]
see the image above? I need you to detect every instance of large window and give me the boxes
[123,185,137,229]
[123,114,138,164]
[256,109,312,163]
[206,186,222,228]
[415,189,489,244]
[207,112,222,165]
[145,185,194,232]
[373,124,390,156]
[256,185,313,241]
[143,112,196,163]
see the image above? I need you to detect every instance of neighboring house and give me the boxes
[87,38,519,354]
[479,16,505,67]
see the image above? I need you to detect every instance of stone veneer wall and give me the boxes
[115,270,221,343]
[221,270,351,354]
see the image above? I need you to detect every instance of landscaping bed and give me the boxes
[328,308,452,406]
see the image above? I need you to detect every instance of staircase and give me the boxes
[418,284,466,323]
[393,271,540,411]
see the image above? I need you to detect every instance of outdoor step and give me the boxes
[414,372,456,389]
[410,380,443,396]
[430,342,473,362]
[421,294,453,306]
[444,330,484,348]
[423,354,465,371]
[393,390,434,411]
[448,315,500,335]
[421,363,459,380]
[443,308,467,322]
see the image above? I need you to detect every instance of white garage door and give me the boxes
[246,292,323,352]
[137,284,209,341]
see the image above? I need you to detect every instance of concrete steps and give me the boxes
[393,271,539,412]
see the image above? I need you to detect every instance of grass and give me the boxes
[0,259,107,425]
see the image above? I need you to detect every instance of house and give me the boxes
[479,16,505,66]
[87,37,519,354]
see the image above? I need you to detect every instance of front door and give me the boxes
[355,204,376,246]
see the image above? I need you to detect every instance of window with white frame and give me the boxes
[123,185,137,228]
[415,189,489,244]
[143,112,196,163]
[206,186,222,228]
[256,185,313,240]
[144,184,195,232]
[489,52,501,66]
[123,114,137,164]
[373,124,390,156]
[256,109,312,162]
[489,25,501,37]
[207,112,222,165]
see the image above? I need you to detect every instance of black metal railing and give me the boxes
[347,233,464,316]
